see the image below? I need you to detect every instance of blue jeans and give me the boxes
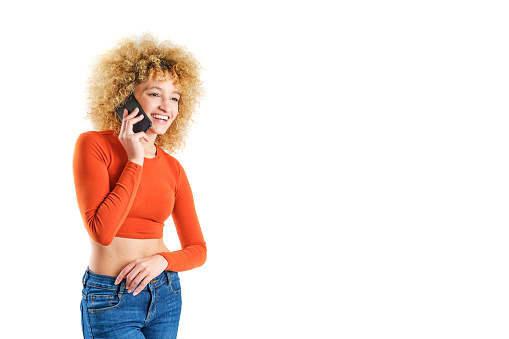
[81,267,182,338]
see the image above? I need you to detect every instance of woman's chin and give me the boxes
[148,125,170,136]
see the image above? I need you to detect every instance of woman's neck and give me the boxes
[140,132,158,157]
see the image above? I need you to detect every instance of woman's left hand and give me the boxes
[114,254,168,296]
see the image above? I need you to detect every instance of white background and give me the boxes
[1,0,508,338]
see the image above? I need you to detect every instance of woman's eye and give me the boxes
[149,93,159,97]
[172,97,180,102]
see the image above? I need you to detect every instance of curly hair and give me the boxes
[85,33,204,153]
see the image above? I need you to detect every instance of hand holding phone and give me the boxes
[115,96,152,133]
[117,108,150,166]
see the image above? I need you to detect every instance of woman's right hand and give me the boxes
[118,108,149,166]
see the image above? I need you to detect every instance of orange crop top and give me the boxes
[72,130,206,272]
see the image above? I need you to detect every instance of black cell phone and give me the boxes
[115,96,152,133]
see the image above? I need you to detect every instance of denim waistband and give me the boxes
[82,266,175,292]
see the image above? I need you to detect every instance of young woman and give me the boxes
[73,34,207,338]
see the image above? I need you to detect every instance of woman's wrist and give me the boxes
[128,157,144,166]
[156,253,169,270]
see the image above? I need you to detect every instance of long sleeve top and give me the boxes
[72,130,206,272]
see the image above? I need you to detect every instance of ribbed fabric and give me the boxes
[73,130,206,271]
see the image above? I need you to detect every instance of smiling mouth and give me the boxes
[151,114,169,122]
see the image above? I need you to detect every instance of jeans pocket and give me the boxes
[85,285,123,313]
[168,272,181,294]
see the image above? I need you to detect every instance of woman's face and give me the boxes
[133,77,180,136]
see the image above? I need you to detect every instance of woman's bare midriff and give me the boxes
[88,236,170,277]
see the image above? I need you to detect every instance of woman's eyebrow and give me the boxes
[145,86,163,91]
[145,86,181,95]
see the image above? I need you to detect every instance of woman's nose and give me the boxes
[159,98,172,112]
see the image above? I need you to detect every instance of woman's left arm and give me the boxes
[156,160,207,271]
[114,160,206,295]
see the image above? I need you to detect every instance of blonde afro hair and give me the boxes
[86,33,204,153]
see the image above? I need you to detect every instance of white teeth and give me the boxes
[152,114,168,121]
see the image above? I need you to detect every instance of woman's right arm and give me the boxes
[73,109,148,246]
[73,132,143,246]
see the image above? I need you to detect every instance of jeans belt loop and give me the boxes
[82,269,89,288]
[165,270,171,284]
[118,279,127,296]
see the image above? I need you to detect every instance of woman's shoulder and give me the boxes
[75,130,120,158]
[158,147,177,163]
[157,147,186,171]
[78,129,115,138]
[76,130,117,145]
